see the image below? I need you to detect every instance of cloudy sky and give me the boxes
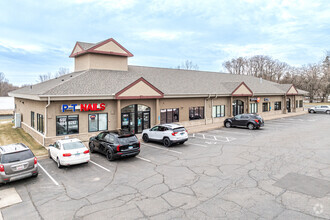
[0,0,329,85]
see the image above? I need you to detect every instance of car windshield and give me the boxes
[62,141,85,150]
[0,150,34,163]
[173,127,185,132]
[118,136,138,145]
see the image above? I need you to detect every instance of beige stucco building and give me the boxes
[9,38,307,146]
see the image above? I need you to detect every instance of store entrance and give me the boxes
[287,98,291,113]
[233,100,244,116]
[121,104,150,134]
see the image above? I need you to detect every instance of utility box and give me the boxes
[14,113,21,128]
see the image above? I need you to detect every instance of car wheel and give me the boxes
[106,150,114,161]
[179,142,185,145]
[89,142,95,153]
[225,122,231,128]
[32,173,39,178]
[57,157,62,168]
[142,134,149,143]
[163,137,171,147]
[248,123,255,130]
[48,149,52,159]
[310,110,315,113]
[326,110,330,114]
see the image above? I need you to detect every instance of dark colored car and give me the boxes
[224,114,264,130]
[89,131,140,161]
[0,143,38,185]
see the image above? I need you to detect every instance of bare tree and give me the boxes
[177,60,199,70]
[38,72,52,82]
[55,67,70,77]
[0,72,19,96]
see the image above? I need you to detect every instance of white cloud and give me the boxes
[0,39,45,53]
[135,30,195,41]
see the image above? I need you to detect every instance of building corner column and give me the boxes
[116,99,121,130]
[293,95,297,112]
[247,96,250,113]
[155,99,160,125]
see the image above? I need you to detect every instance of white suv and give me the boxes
[142,124,188,147]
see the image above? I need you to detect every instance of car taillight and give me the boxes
[63,153,71,157]
[117,145,121,152]
[186,129,188,133]
[34,157,37,165]
[254,119,259,123]
[84,150,89,154]
[0,164,4,172]
[172,132,178,136]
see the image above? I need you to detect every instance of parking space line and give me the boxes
[141,143,182,154]
[226,137,229,142]
[189,143,207,148]
[38,163,59,186]
[214,136,217,140]
[136,156,152,163]
[90,160,111,172]
[209,130,250,136]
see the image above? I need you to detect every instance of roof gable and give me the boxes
[232,82,253,96]
[70,38,133,58]
[115,77,164,99]
[287,85,298,95]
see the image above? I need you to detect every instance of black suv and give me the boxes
[224,114,264,130]
[89,131,140,161]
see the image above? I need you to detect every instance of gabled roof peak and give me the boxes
[69,38,133,58]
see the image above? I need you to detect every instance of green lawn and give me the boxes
[0,120,47,156]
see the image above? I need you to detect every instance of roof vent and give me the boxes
[259,78,263,84]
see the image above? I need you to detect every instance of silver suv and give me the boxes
[308,105,330,114]
[0,143,38,185]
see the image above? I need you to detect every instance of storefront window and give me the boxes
[274,102,281,110]
[299,100,303,108]
[262,103,269,112]
[37,113,44,134]
[89,113,108,132]
[161,108,179,123]
[31,111,35,128]
[189,106,204,120]
[249,103,258,113]
[56,115,79,136]
[212,105,225,117]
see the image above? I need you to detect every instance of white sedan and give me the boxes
[48,138,90,168]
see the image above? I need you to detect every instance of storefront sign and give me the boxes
[264,98,270,102]
[61,103,106,112]
[250,97,260,103]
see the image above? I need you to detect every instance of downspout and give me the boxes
[44,96,51,146]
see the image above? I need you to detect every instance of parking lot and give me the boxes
[0,113,329,219]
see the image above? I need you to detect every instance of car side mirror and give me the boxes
[48,144,54,148]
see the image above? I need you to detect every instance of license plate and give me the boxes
[129,146,133,149]
[180,132,184,135]
[16,165,24,171]
[75,153,80,156]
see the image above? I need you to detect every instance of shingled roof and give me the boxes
[9,65,307,100]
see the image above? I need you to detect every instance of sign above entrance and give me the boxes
[250,97,260,102]
[61,103,106,112]
[264,98,270,102]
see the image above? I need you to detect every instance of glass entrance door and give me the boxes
[121,104,150,134]
[287,98,291,113]
[233,100,244,116]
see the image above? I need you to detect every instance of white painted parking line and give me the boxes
[90,160,111,172]
[141,143,182,154]
[189,143,208,148]
[136,156,152,163]
[226,137,229,142]
[38,163,59,186]
[0,211,3,220]
[214,136,217,140]
[202,134,205,139]
[209,129,250,136]
[192,133,195,137]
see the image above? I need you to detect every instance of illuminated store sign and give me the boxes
[250,97,260,102]
[61,103,105,112]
